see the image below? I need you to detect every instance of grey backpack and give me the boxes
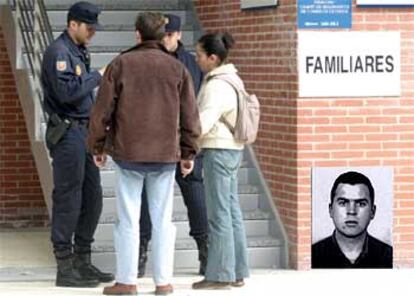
[210,74,260,144]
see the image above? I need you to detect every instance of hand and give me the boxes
[180,159,194,178]
[98,66,107,76]
[94,154,107,168]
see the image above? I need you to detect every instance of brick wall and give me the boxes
[296,5,414,269]
[194,0,414,269]
[0,25,49,228]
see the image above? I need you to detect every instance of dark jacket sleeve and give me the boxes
[87,58,120,154]
[180,50,203,96]
[191,57,204,96]
[179,68,201,160]
[47,46,101,105]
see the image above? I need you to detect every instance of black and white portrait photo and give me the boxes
[311,167,393,269]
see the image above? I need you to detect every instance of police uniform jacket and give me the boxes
[87,41,201,162]
[173,41,203,96]
[41,30,101,119]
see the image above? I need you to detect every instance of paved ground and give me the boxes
[1,269,413,296]
[1,229,413,296]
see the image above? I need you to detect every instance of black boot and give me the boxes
[73,252,114,283]
[195,236,208,275]
[138,238,149,278]
[56,256,100,287]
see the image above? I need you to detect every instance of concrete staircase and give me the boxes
[94,152,287,272]
[4,0,288,273]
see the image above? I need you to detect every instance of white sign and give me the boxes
[241,0,278,9]
[298,31,401,97]
[357,0,414,5]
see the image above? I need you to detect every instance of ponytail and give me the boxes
[198,32,235,64]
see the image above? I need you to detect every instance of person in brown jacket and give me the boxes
[87,12,201,296]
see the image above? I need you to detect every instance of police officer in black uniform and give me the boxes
[137,14,208,277]
[41,1,114,287]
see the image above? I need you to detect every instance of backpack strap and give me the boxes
[207,74,241,134]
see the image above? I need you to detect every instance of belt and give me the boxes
[66,118,89,127]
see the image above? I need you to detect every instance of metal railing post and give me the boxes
[33,0,42,140]
[13,0,23,69]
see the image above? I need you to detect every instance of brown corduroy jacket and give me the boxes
[87,41,201,162]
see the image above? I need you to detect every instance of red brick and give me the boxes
[366,117,398,124]
[349,126,381,133]
[349,143,382,150]
[366,134,398,141]
[331,117,364,125]
[366,151,398,158]
[332,151,365,159]
[348,160,381,166]
[332,134,364,142]
[315,143,347,150]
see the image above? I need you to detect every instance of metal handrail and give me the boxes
[8,0,52,129]
[38,0,53,45]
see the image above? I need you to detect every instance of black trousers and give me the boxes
[139,155,208,241]
[48,124,103,259]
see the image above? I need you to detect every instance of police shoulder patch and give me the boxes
[56,61,67,71]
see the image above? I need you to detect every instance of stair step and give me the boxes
[47,10,188,28]
[99,208,270,224]
[94,218,271,241]
[88,45,196,68]
[102,183,260,199]
[44,0,185,11]
[51,23,195,32]
[92,245,283,271]
[100,159,249,171]
[87,44,196,54]
[100,167,253,188]
[92,236,282,253]
[100,193,260,221]
[52,31,195,48]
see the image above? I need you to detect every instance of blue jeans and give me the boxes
[139,155,208,240]
[202,149,250,282]
[114,163,176,285]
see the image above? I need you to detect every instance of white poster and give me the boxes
[298,31,401,97]
[312,167,393,268]
[357,0,414,5]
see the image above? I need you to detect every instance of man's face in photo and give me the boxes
[329,183,376,238]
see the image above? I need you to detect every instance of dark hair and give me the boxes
[135,12,166,41]
[197,32,235,64]
[330,171,375,205]
[67,14,81,27]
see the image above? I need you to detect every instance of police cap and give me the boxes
[68,1,102,30]
[164,14,181,32]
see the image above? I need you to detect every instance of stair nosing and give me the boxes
[98,208,271,224]
[51,24,196,32]
[102,184,260,198]
[92,236,283,253]
[45,3,187,11]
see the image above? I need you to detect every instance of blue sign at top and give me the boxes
[298,0,352,29]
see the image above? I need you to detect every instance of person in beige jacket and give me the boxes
[192,32,249,290]
[197,63,244,150]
